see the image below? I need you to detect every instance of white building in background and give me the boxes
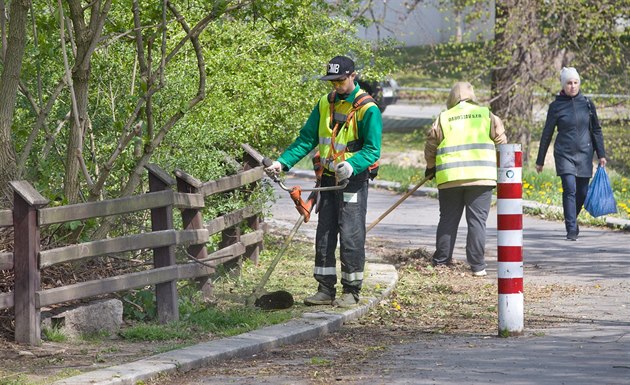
[357,0,495,46]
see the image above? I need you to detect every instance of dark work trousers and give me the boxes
[313,173,368,297]
[432,185,493,273]
[560,174,590,235]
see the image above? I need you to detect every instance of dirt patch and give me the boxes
[0,337,169,383]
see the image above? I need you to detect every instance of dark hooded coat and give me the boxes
[536,91,606,177]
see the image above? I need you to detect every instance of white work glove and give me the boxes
[335,161,353,183]
[264,160,283,178]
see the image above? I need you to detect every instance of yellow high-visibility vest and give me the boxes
[317,90,376,173]
[436,101,497,185]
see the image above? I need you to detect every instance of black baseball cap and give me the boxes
[320,56,355,80]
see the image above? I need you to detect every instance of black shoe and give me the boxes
[304,291,334,306]
[566,232,578,241]
[332,293,359,308]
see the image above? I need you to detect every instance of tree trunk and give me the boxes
[64,0,111,203]
[0,0,30,207]
[64,64,89,204]
[490,0,539,163]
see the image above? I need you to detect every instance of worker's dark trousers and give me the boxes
[314,173,368,297]
[432,185,493,273]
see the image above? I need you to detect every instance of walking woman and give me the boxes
[535,67,607,241]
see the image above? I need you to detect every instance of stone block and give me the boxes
[42,299,123,339]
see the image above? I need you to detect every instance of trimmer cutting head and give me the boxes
[254,290,294,310]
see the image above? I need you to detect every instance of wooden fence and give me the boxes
[0,144,267,345]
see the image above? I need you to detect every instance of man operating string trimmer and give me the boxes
[265,55,382,308]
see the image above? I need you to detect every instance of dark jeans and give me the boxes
[314,173,368,297]
[432,185,493,272]
[560,174,590,235]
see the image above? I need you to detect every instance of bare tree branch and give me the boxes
[17,79,66,177]
[91,1,210,239]
[58,0,93,188]
[42,111,70,158]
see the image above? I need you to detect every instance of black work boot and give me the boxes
[332,292,359,308]
[304,292,334,306]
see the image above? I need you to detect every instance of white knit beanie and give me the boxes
[560,67,580,87]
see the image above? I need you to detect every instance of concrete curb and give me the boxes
[51,263,398,385]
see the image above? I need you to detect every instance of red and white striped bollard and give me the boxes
[496,143,524,336]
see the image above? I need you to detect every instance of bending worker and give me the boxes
[424,81,507,277]
[265,55,382,308]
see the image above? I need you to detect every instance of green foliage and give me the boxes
[605,119,630,175]
[10,0,396,207]
[119,303,294,342]
[381,131,426,153]
[377,164,426,192]
[309,357,332,366]
[119,283,294,342]
[0,374,29,385]
[122,288,157,321]
[119,322,193,342]
[395,0,629,139]
[42,326,67,342]
[80,330,112,342]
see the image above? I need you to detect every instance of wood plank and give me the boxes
[193,232,263,267]
[203,243,248,267]
[201,167,263,196]
[40,229,209,268]
[198,242,246,263]
[174,169,202,188]
[240,143,265,164]
[240,229,264,246]
[173,192,205,209]
[223,206,260,229]
[145,164,176,186]
[0,292,13,310]
[0,210,12,227]
[205,205,262,236]
[205,216,226,236]
[9,181,49,207]
[39,190,174,225]
[38,263,214,307]
[0,252,13,270]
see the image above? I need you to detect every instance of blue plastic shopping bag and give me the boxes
[584,166,617,217]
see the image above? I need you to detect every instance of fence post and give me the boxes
[496,144,524,336]
[242,151,263,265]
[146,164,179,324]
[174,169,212,297]
[220,225,241,275]
[10,181,48,345]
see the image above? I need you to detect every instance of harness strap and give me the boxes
[326,90,377,164]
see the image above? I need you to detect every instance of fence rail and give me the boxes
[0,144,268,345]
